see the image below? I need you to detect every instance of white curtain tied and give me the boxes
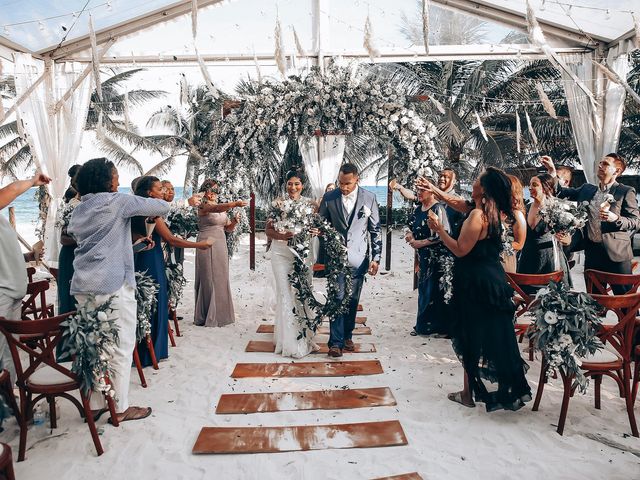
[298,135,346,199]
[560,51,631,183]
[13,54,93,266]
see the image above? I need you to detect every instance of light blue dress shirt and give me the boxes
[69,192,169,295]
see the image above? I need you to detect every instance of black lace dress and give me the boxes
[449,233,532,412]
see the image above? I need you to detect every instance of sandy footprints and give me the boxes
[193,305,412,474]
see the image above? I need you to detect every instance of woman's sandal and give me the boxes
[108,406,152,424]
[447,391,475,408]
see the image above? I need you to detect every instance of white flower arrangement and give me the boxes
[135,272,158,343]
[539,197,588,235]
[208,61,442,187]
[358,205,372,219]
[530,281,603,393]
[59,294,119,399]
[269,197,315,236]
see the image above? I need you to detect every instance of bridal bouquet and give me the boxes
[539,197,588,235]
[268,197,316,236]
[166,205,199,239]
[55,202,77,230]
[529,281,603,393]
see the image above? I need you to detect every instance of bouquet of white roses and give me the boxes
[268,198,315,235]
[539,197,588,235]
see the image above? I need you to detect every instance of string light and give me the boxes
[38,21,45,31]
[605,9,611,20]
[106,1,113,12]
[540,0,546,12]
[1,2,111,28]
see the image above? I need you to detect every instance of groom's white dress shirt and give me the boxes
[341,185,359,218]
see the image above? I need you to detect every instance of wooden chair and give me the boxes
[169,306,181,337]
[505,271,564,360]
[0,370,22,434]
[0,313,119,461]
[532,292,640,437]
[0,443,15,480]
[21,280,55,321]
[633,344,639,405]
[26,267,36,283]
[585,269,640,295]
[133,346,147,388]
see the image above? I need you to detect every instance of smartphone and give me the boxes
[133,239,151,253]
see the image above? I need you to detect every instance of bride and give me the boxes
[265,169,319,358]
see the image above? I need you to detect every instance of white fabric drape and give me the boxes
[561,52,630,183]
[298,135,346,199]
[14,54,93,266]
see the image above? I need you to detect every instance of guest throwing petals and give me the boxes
[133,176,212,367]
[427,167,531,412]
[194,179,248,327]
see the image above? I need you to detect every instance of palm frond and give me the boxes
[94,135,144,175]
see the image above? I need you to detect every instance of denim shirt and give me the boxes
[68,192,169,295]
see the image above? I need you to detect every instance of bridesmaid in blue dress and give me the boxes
[133,176,212,367]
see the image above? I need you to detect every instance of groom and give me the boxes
[319,163,382,357]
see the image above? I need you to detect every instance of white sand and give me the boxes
[4,232,640,479]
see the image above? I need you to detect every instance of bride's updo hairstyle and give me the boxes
[479,166,514,239]
[285,168,306,184]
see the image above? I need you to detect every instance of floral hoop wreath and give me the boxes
[288,215,353,339]
[207,61,443,188]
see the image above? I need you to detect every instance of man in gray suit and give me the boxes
[542,154,640,293]
[318,163,383,357]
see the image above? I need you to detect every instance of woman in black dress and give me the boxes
[518,174,571,286]
[427,167,531,412]
[405,187,451,336]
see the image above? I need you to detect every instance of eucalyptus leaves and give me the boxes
[166,262,187,308]
[530,281,604,393]
[288,215,353,340]
[135,271,158,343]
[59,295,119,398]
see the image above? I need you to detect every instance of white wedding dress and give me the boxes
[271,237,318,358]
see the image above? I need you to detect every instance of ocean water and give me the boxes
[2,185,405,233]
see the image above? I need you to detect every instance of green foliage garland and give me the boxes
[288,215,353,339]
[60,295,119,397]
[135,271,158,343]
[166,262,187,308]
[166,205,199,239]
[529,281,604,393]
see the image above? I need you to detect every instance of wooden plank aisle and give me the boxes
[192,420,407,454]
[231,360,384,378]
[256,324,372,335]
[216,387,396,414]
[245,340,376,354]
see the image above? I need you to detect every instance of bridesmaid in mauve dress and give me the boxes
[194,179,248,327]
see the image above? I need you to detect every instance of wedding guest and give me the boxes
[161,180,183,265]
[413,169,466,236]
[0,172,51,382]
[69,158,169,422]
[542,154,640,291]
[325,183,336,193]
[133,176,212,367]
[405,186,450,336]
[427,167,531,411]
[194,179,248,327]
[517,174,571,286]
[58,165,82,317]
[556,166,573,188]
[502,175,527,273]
[318,163,382,357]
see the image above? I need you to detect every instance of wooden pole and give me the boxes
[385,148,393,271]
[249,192,256,270]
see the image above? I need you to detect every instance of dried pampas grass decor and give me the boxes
[274,19,287,77]
[293,26,306,57]
[525,109,538,147]
[474,110,488,142]
[515,106,521,154]
[363,15,380,61]
[536,83,557,119]
[594,61,640,106]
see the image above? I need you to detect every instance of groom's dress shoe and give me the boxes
[328,346,343,357]
[344,339,355,352]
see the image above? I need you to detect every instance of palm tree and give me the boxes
[145,76,224,192]
[0,69,166,179]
